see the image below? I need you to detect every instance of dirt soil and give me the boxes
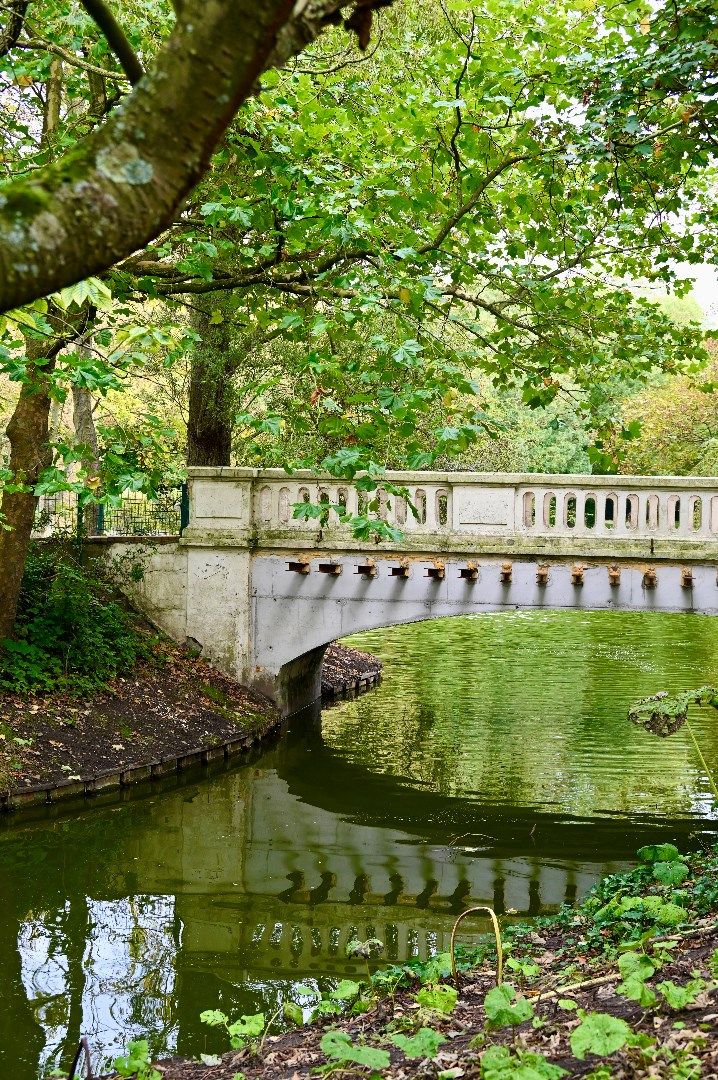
[0,639,381,795]
[322,641,382,696]
[145,918,718,1080]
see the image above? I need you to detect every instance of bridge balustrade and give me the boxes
[238,471,718,544]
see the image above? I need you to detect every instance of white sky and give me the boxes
[685,264,718,328]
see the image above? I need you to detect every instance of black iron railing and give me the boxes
[33,484,189,539]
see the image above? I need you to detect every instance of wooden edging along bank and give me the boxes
[0,668,382,816]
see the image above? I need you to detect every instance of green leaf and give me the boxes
[227,1013,265,1042]
[570,1013,632,1060]
[617,952,655,980]
[653,902,688,927]
[618,972,657,1007]
[657,979,706,1009]
[330,979,362,1001]
[652,861,688,886]
[391,1027,446,1059]
[320,1030,390,1069]
[480,1045,567,1079]
[283,1002,303,1025]
[200,1009,228,1027]
[483,983,534,1028]
[416,983,458,1014]
[637,844,682,865]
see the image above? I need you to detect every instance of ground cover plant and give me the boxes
[0,543,151,695]
[106,843,718,1079]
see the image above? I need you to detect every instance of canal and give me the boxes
[0,610,717,1077]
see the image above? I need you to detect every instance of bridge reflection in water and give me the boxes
[2,703,713,1078]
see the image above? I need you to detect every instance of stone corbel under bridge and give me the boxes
[108,468,718,715]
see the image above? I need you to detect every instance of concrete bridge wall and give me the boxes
[104,468,718,713]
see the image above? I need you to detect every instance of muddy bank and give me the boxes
[0,639,382,810]
[322,640,383,701]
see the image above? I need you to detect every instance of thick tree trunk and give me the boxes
[186,299,235,467]
[0,336,58,640]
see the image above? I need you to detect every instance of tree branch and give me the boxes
[417,153,530,254]
[15,37,129,82]
[78,0,144,85]
[0,0,377,314]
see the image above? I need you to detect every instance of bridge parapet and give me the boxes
[184,468,718,559]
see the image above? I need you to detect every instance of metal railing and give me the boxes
[33,485,189,539]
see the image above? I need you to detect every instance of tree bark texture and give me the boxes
[187,299,235,467]
[0,0,374,312]
[0,335,59,639]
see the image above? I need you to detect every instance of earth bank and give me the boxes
[0,638,381,805]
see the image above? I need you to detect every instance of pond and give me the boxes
[1,610,717,1078]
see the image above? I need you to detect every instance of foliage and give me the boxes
[628,689,718,802]
[616,951,658,1007]
[656,979,707,1009]
[390,1027,446,1059]
[330,979,362,1002]
[629,690,718,738]
[483,983,534,1028]
[0,545,151,693]
[610,349,718,476]
[570,1013,633,1061]
[112,1039,161,1080]
[480,1045,567,1080]
[319,1029,390,1071]
[346,937,384,960]
[199,1009,266,1051]
[415,983,458,1014]
[593,893,688,937]
[1,0,717,576]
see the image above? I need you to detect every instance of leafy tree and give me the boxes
[119,0,711,476]
[610,341,718,475]
[2,0,718,647]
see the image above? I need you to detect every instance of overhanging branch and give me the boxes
[0,0,386,314]
[78,0,144,84]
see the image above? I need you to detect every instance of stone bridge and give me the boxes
[111,468,718,713]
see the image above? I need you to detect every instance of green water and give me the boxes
[0,611,717,1077]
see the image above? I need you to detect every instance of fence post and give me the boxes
[76,499,84,543]
[96,503,105,536]
[180,482,190,536]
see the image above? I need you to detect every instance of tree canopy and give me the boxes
[0,0,717,635]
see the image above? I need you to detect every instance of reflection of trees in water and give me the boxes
[333,612,718,818]
[13,897,178,1077]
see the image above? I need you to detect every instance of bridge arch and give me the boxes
[251,552,718,712]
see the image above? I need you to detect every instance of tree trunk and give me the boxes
[186,299,235,467]
[0,336,59,640]
[72,385,100,470]
[72,373,101,535]
[0,56,67,641]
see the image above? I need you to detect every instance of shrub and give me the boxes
[0,545,151,694]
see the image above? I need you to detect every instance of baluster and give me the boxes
[574,491,588,535]
[423,486,437,529]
